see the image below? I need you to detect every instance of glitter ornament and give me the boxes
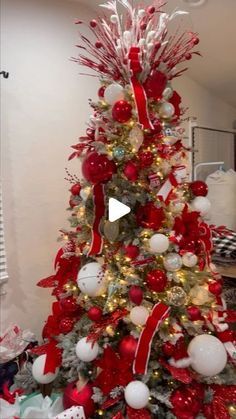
[124,244,140,259]
[32,354,59,385]
[167,286,187,306]
[113,146,126,161]
[123,161,139,181]
[59,317,74,334]
[112,100,132,123]
[182,252,198,268]
[104,83,125,105]
[82,152,116,184]
[139,150,154,167]
[63,381,95,417]
[60,297,78,313]
[190,180,208,197]
[164,253,183,272]
[124,381,150,409]
[130,306,149,326]
[75,337,99,362]
[159,102,175,119]
[146,269,167,292]
[77,262,106,297]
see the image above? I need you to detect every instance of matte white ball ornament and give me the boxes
[159,102,175,119]
[32,354,59,384]
[191,196,211,217]
[75,337,99,362]
[164,253,183,272]
[124,381,150,409]
[77,262,106,297]
[149,234,169,254]
[104,83,125,105]
[130,306,149,326]
[188,334,227,376]
[182,252,198,268]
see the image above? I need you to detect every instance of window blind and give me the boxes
[0,186,8,286]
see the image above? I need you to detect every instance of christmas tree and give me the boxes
[18,1,236,417]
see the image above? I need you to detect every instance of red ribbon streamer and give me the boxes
[128,47,153,130]
[31,339,62,374]
[88,183,105,256]
[133,302,170,374]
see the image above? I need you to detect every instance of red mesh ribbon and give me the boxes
[88,183,105,256]
[128,47,153,130]
[31,339,62,374]
[204,385,236,419]
[133,302,170,374]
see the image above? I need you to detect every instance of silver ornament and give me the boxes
[167,286,187,306]
[164,253,182,272]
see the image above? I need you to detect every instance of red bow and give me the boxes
[31,339,62,374]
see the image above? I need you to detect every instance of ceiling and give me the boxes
[75,0,236,109]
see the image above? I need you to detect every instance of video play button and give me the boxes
[109,198,131,222]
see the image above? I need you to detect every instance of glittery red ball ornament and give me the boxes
[123,161,139,181]
[162,341,175,357]
[146,269,167,292]
[112,100,132,123]
[59,317,74,334]
[143,70,167,100]
[124,244,140,259]
[170,387,202,419]
[217,330,236,343]
[60,297,78,313]
[187,306,202,321]
[119,335,138,362]
[136,202,165,230]
[139,150,154,167]
[63,381,95,418]
[82,151,116,184]
[190,180,208,197]
[208,281,222,296]
[70,183,81,196]
[98,86,105,98]
[88,306,103,322]
[129,285,143,305]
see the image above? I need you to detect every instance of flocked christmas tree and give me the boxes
[17,1,236,418]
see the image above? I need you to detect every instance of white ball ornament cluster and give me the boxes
[104,83,125,105]
[124,381,150,409]
[187,334,227,377]
[130,306,149,326]
[182,252,198,268]
[77,262,106,297]
[32,354,59,384]
[158,102,175,119]
[75,337,99,362]
[149,234,169,254]
[191,196,211,217]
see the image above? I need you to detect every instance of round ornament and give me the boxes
[191,196,211,217]
[187,306,202,321]
[158,102,175,119]
[112,100,132,123]
[187,334,227,376]
[123,161,139,181]
[124,381,150,409]
[182,252,198,268]
[208,281,222,296]
[82,152,116,184]
[32,354,59,385]
[98,86,105,98]
[104,220,119,242]
[124,244,140,259]
[149,234,169,254]
[87,306,103,322]
[190,180,208,197]
[59,317,74,334]
[162,86,173,100]
[119,335,138,362]
[63,380,95,418]
[60,297,78,313]
[136,202,165,230]
[139,151,154,168]
[170,387,202,419]
[162,341,175,357]
[104,83,125,105]
[129,126,144,152]
[75,337,99,362]
[130,306,149,326]
[77,262,106,297]
[70,183,81,196]
[167,286,187,306]
[146,269,167,292]
[129,285,143,305]
[113,146,126,161]
[164,253,183,272]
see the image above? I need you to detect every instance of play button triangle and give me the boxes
[108,198,131,222]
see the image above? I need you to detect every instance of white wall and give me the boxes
[1,0,236,338]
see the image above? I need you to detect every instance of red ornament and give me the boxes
[60,297,78,313]
[129,285,143,305]
[63,381,95,418]
[70,183,81,196]
[185,53,192,60]
[193,37,200,45]
[58,317,74,334]
[190,180,208,197]
[123,161,139,181]
[139,151,154,167]
[98,86,105,98]
[162,341,175,357]
[151,119,162,134]
[112,100,132,123]
[143,70,167,100]
[119,335,138,362]
[187,306,202,321]
[95,41,103,49]
[82,151,116,184]
[146,269,167,292]
[147,6,155,14]
[208,281,222,296]
[217,330,236,343]
[136,202,165,230]
[124,244,140,259]
[170,387,202,419]
[90,19,97,28]
[69,197,78,208]
[88,306,103,322]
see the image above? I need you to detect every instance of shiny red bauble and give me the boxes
[136,202,165,230]
[162,341,175,357]
[63,381,95,418]
[60,297,78,313]
[146,269,167,292]
[123,161,139,181]
[82,152,116,184]
[124,244,140,259]
[98,86,105,98]
[208,281,222,296]
[59,317,74,334]
[119,335,138,362]
[187,306,202,321]
[129,285,143,305]
[139,150,154,167]
[112,100,132,123]
[190,180,208,197]
[217,330,236,343]
[87,306,103,322]
[170,387,202,419]
[70,183,81,196]
[143,70,167,100]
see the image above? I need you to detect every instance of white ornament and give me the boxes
[130,306,149,326]
[138,9,146,18]
[75,337,99,362]
[104,83,125,105]
[159,102,175,119]
[149,234,169,254]
[164,253,182,272]
[129,126,144,151]
[182,252,198,268]
[163,86,173,100]
[110,15,118,23]
[188,334,227,377]
[77,262,106,297]
[124,381,150,409]
[191,196,211,217]
[32,354,59,384]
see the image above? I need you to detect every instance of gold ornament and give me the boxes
[104,220,119,242]
[167,286,187,306]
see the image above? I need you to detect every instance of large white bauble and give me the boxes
[149,234,169,254]
[130,306,149,326]
[124,381,150,409]
[104,83,125,105]
[188,334,227,377]
[164,253,183,272]
[77,262,106,297]
[191,196,211,217]
[159,102,175,119]
[75,337,99,362]
[32,354,59,384]
[182,252,198,268]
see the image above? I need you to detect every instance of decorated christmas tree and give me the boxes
[16,1,236,418]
